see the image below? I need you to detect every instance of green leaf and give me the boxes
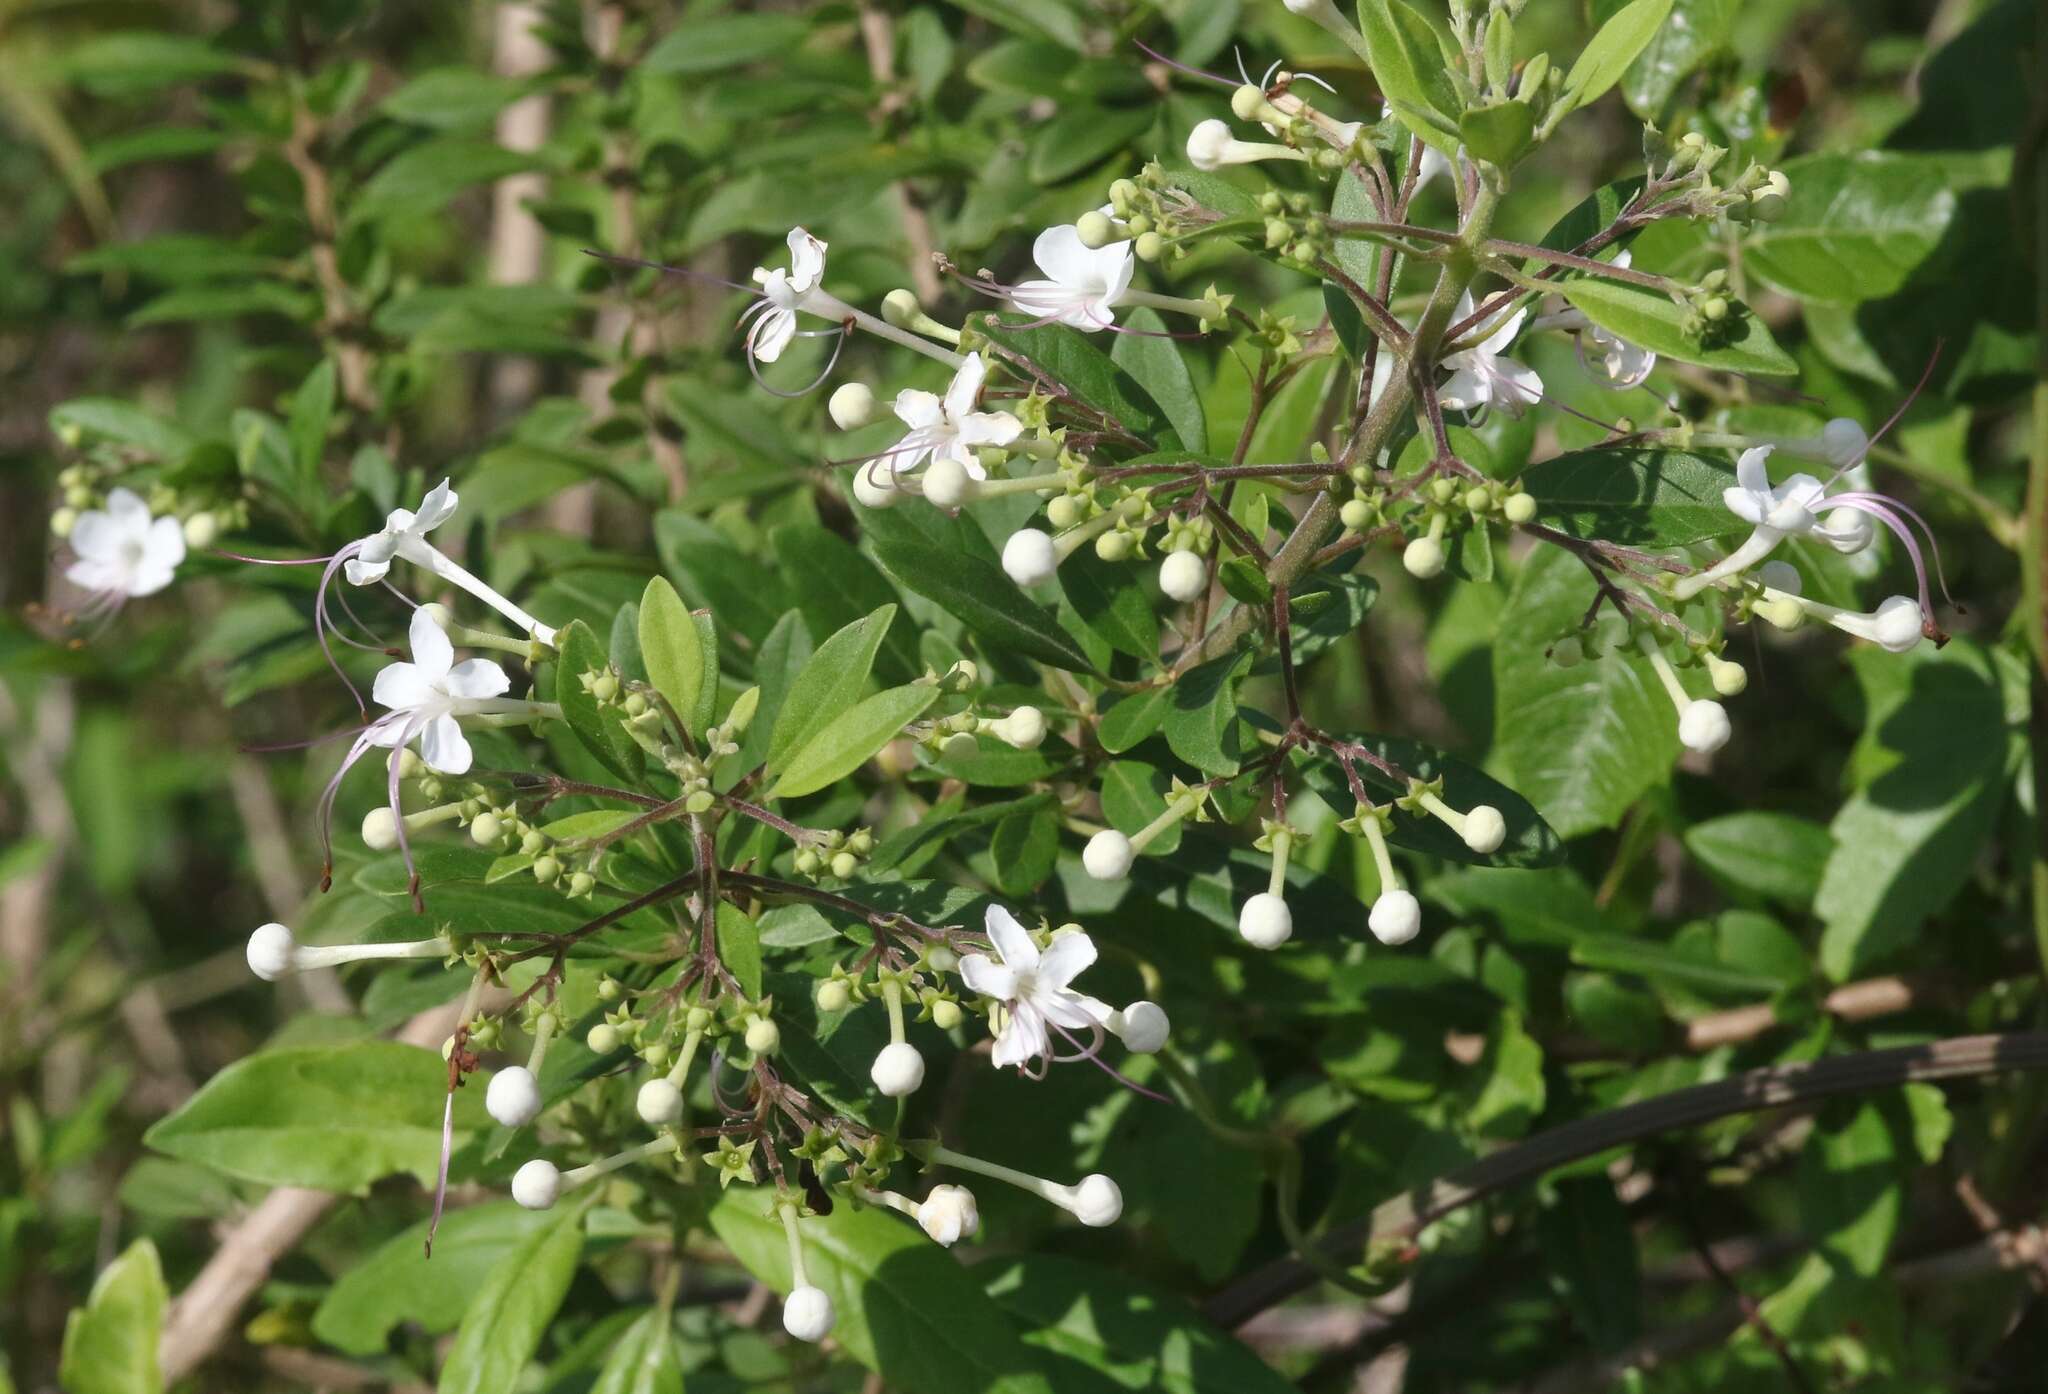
[1492,548,1678,838]
[1294,733,1564,869]
[1459,1010,1546,1137]
[144,1041,485,1191]
[590,1308,685,1394]
[437,1199,589,1394]
[984,1254,1297,1394]
[872,540,1096,673]
[642,14,810,73]
[718,902,765,1001]
[1059,548,1158,662]
[638,576,704,737]
[353,138,538,220]
[313,1202,557,1355]
[1815,642,2011,980]
[287,359,334,481]
[555,619,644,783]
[1028,104,1153,184]
[1561,0,1675,112]
[976,317,1180,449]
[708,1186,1054,1394]
[1354,0,1463,153]
[1100,760,1183,856]
[1797,1100,1902,1277]
[1684,812,1833,907]
[769,683,940,800]
[1164,651,1251,776]
[770,523,916,682]
[1518,447,1746,546]
[1617,0,1737,117]
[1111,307,1206,457]
[1153,168,1264,221]
[62,33,240,94]
[1742,152,1957,304]
[1534,177,1644,261]
[1097,686,1173,754]
[766,605,897,774]
[49,398,197,458]
[1536,1179,1642,1352]
[990,804,1061,895]
[1458,100,1535,168]
[58,1240,164,1394]
[380,68,526,130]
[1558,278,1796,376]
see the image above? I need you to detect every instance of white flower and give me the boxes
[1723,445,1827,534]
[886,353,1021,481]
[744,228,829,364]
[1011,209,1133,332]
[870,1041,926,1097]
[487,1066,542,1128]
[958,907,1103,1070]
[917,1185,981,1246]
[1439,292,1543,417]
[64,487,185,601]
[1461,805,1507,854]
[1113,1001,1170,1053]
[1570,253,1657,389]
[782,1285,836,1342]
[345,479,458,586]
[1784,593,1925,654]
[368,609,511,776]
[828,382,878,430]
[1052,1173,1122,1226]
[244,921,446,980]
[1186,119,1306,171]
[511,1159,561,1210]
[1677,698,1732,753]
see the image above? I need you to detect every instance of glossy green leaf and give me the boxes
[1617,0,1737,117]
[1559,278,1796,376]
[590,1307,685,1394]
[1743,152,1957,304]
[766,605,897,774]
[1100,759,1182,856]
[708,1185,1054,1394]
[436,1199,588,1394]
[637,576,704,736]
[770,682,940,799]
[770,522,916,683]
[990,804,1061,895]
[555,618,644,783]
[58,1240,164,1394]
[977,317,1180,449]
[872,540,1096,673]
[1354,0,1462,153]
[1097,685,1174,754]
[1059,548,1158,662]
[642,14,809,73]
[314,1202,557,1355]
[1684,811,1833,907]
[1163,651,1251,776]
[1518,447,1745,546]
[144,1041,486,1191]
[1459,99,1535,168]
[1561,0,1675,113]
[1111,307,1207,461]
[1028,104,1153,184]
[718,901,765,1001]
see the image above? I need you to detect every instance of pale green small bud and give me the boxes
[50,507,77,538]
[567,871,596,897]
[1134,232,1164,262]
[1339,498,1374,531]
[745,1018,780,1054]
[533,855,561,885]
[830,851,859,879]
[587,1023,622,1054]
[1503,492,1537,524]
[1046,495,1084,530]
[817,979,851,1012]
[1094,530,1132,562]
[1075,210,1118,248]
[931,999,962,1030]
[470,811,504,846]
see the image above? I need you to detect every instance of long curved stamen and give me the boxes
[386,711,425,912]
[316,718,391,891]
[745,326,847,399]
[582,248,758,296]
[1132,36,1237,88]
[1814,494,1954,615]
[313,541,370,716]
[1827,343,1944,482]
[1049,1021,1170,1102]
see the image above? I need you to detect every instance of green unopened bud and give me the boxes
[829,851,859,879]
[1134,232,1164,262]
[1462,486,1491,513]
[684,789,715,814]
[1550,636,1584,668]
[470,811,504,846]
[621,692,648,717]
[567,871,595,897]
[588,1023,622,1054]
[1046,495,1084,529]
[745,1017,780,1054]
[532,855,561,885]
[50,507,77,538]
[816,979,850,1012]
[1075,210,1119,248]
[932,999,962,1030]
[1503,492,1537,524]
[598,976,623,1002]
[1094,530,1132,562]
[1701,297,1728,321]
[794,848,821,875]
[1339,498,1374,531]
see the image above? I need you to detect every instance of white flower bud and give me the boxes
[851,463,899,509]
[1368,891,1421,946]
[1833,595,1924,653]
[1677,699,1732,754]
[816,979,851,1012]
[870,1041,926,1097]
[782,1285,836,1342]
[511,1158,561,1210]
[830,383,878,430]
[1820,417,1868,467]
[1237,892,1293,949]
[636,1077,683,1125]
[1503,492,1538,525]
[1082,830,1134,881]
[1002,529,1058,587]
[1461,804,1507,855]
[182,512,220,549]
[1063,1173,1123,1226]
[917,1184,981,1246]
[486,1066,542,1128]
[922,457,973,509]
[1158,550,1207,602]
[1758,560,1802,595]
[746,1017,781,1054]
[361,807,399,851]
[1403,536,1445,579]
[996,706,1047,750]
[245,922,296,981]
[470,810,503,846]
[1817,508,1874,555]
[1187,119,1235,172]
[1117,1000,1170,1053]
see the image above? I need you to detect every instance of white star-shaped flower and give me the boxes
[1010,209,1133,332]
[65,487,185,601]
[886,353,1021,481]
[345,479,458,586]
[958,906,1101,1070]
[1722,445,1827,534]
[1439,292,1543,417]
[743,228,829,364]
[368,608,510,775]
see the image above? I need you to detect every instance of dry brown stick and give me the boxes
[155,997,489,1384]
[488,1,554,423]
[855,0,943,304]
[1683,975,1924,1052]
[1203,1031,2048,1328]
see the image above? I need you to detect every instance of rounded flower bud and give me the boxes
[470,810,503,846]
[1869,595,1924,653]
[245,922,296,981]
[1403,535,1445,579]
[1093,529,1131,563]
[922,457,973,510]
[829,850,859,879]
[816,979,851,1012]
[996,706,1047,750]
[851,463,898,509]
[587,1023,622,1054]
[1002,529,1058,587]
[870,1041,926,1097]
[1230,84,1268,122]
[50,507,77,538]
[931,999,963,1030]
[1187,118,1235,172]
[1067,1173,1123,1226]
[1368,890,1422,946]
[1818,508,1874,555]
[1158,550,1207,602]
[1339,497,1374,531]
[636,1077,683,1126]
[1503,492,1538,524]
[1045,494,1084,530]
[486,1066,542,1128]
[510,1158,561,1210]
[1757,560,1803,596]
[746,1017,781,1055]
[1707,654,1748,697]
[1237,892,1293,949]
[361,806,400,851]
[782,1285,836,1342]
[1461,805,1507,855]
[1082,830,1134,881]
[917,1184,981,1246]
[1118,1000,1170,1053]
[1549,636,1583,669]
[1677,699,1732,754]
[182,511,220,549]
[1820,417,1868,467]
[829,382,877,430]
[1075,210,1118,248]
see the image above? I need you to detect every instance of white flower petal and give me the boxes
[1035,932,1097,992]
[104,487,151,532]
[1489,358,1544,417]
[942,352,988,421]
[67,509,121,562]
[443,658,510,700]
[991,1006,1049,1069]
[414,480,458,532]
[143,515,188,572]
[1722,488,1766,524]
[958,953,1019,1002]
[372,661,436,712]
[1735,446,1773,497]
[419,712,473,774]
[344,556,392,586]
[1438,365,1490,412]
[984,905,1040,972]
[892,389,944,431]
[750,307,797,363]
[786,228,826,291]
